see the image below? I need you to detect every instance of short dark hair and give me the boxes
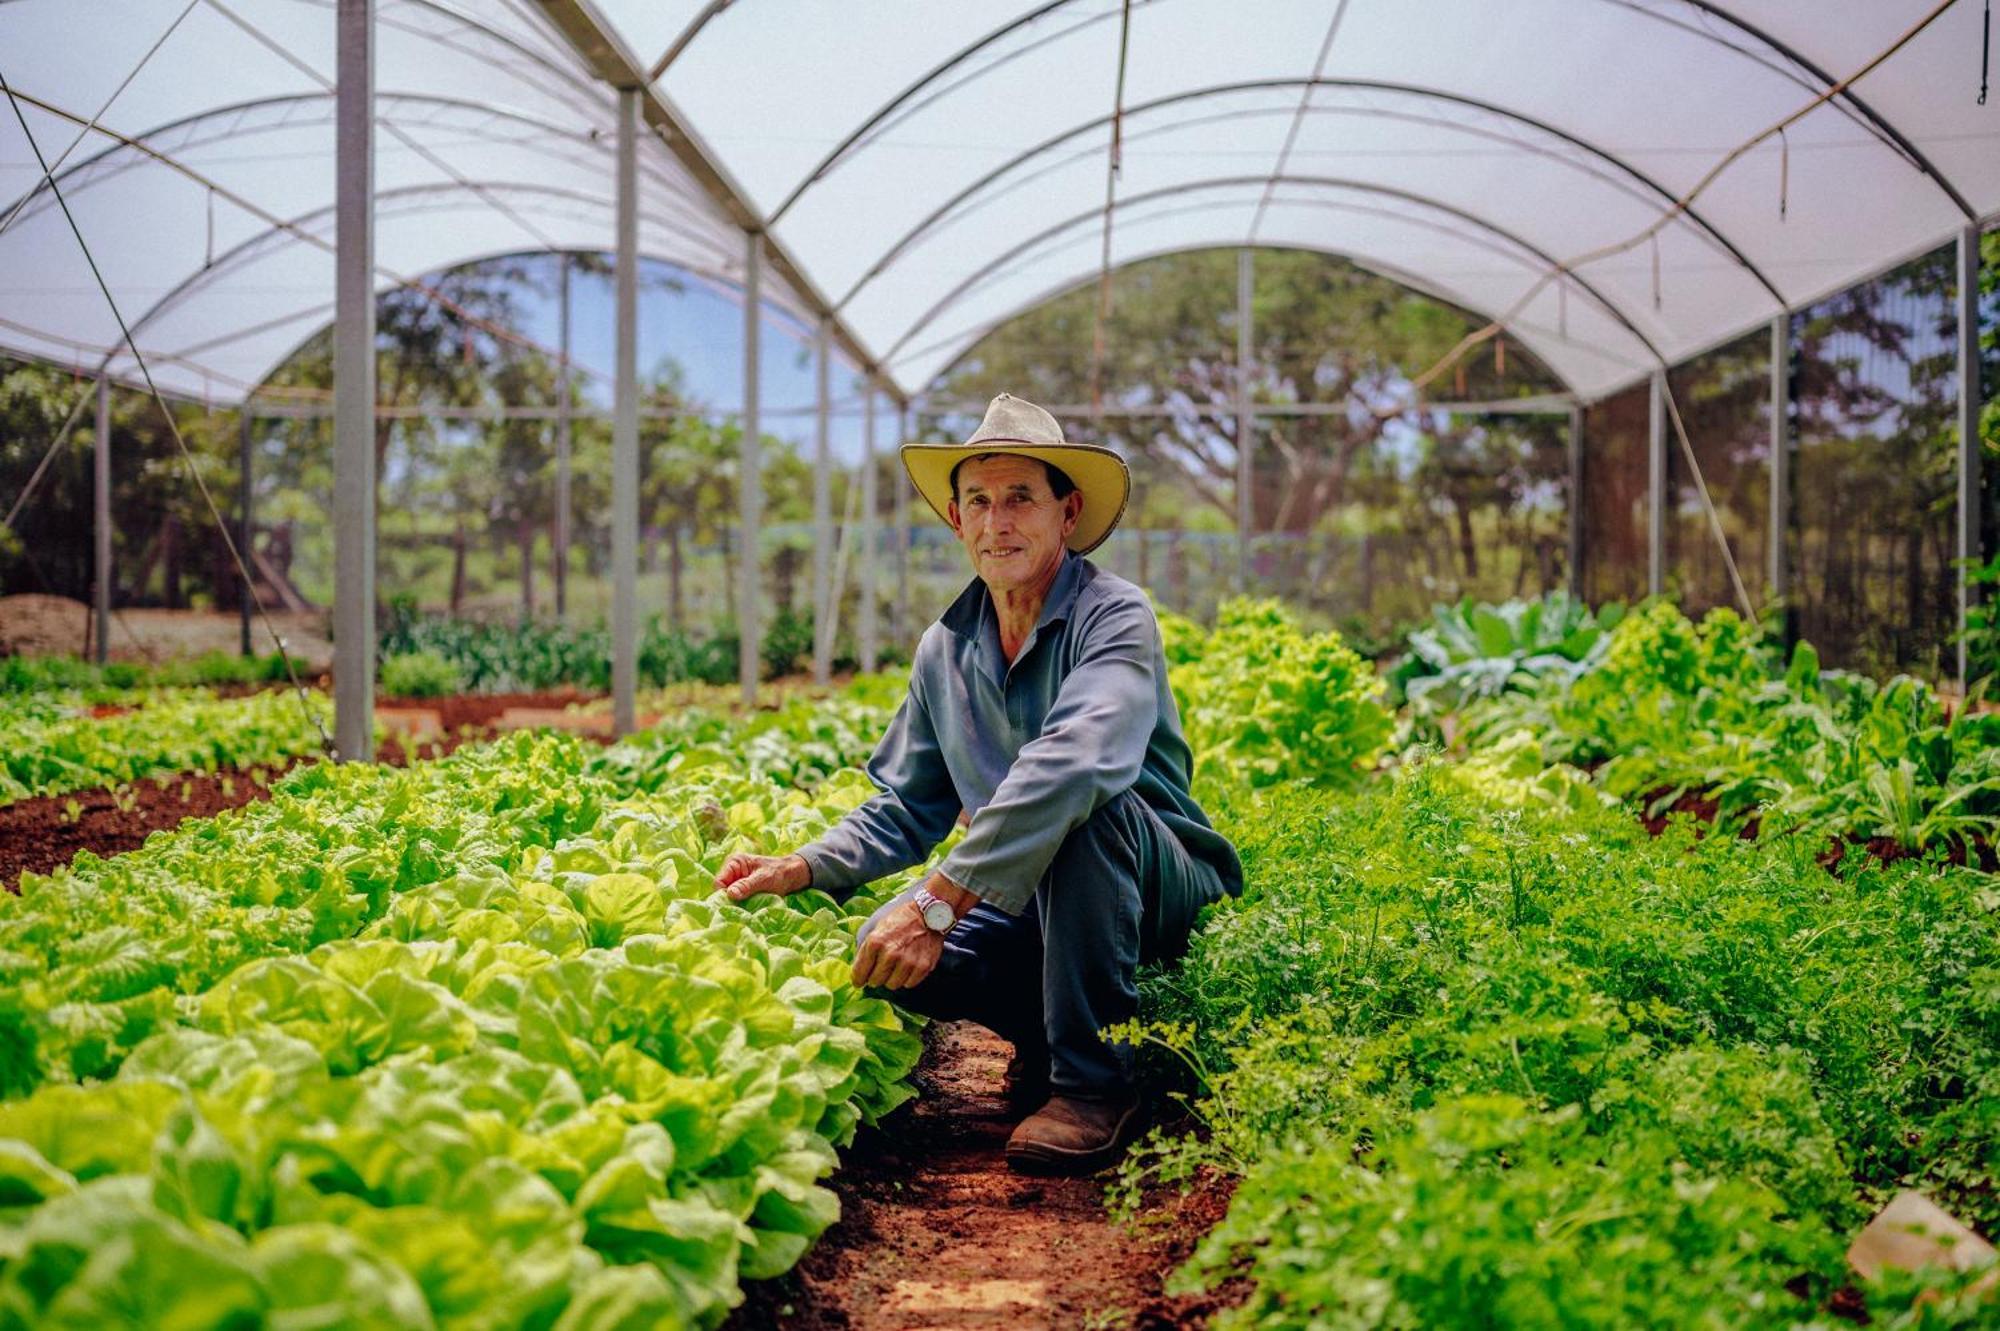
[950,452,1078,502]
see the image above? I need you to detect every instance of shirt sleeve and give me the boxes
[794,666,960,899]
[938,596,1157,915]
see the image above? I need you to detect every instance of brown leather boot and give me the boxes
[1005,1093,1143,1175]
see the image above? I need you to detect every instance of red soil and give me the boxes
[1637,784,1998,872]
[727,1023,1239,1331]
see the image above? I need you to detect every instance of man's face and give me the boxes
[947,454,1083,595]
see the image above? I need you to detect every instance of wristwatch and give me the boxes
[911,883,957,934]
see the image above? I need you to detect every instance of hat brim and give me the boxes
[900,441,1131,555]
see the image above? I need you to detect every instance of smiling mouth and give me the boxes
[983,546,1024,558]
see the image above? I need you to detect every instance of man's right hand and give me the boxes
[715,852,812,902]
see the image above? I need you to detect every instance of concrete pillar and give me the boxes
[895,400,911,647]
[1235,247,1253,594]
[93,376,110,665]
[1958,226,1985,689]
[812,319,832,684]
[239,408,253,655]
[554,250,572,621]
[1647,368,1665,598]
[859,379,879,672]
[332,0,375,761]
[1768,313,1790,609]
[611,91,639,737]
[1567,403,1584,600]
[740,231,763,704]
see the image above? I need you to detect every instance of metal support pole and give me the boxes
[895,401,911,647]
[554,250,572,622]
[332,0,375,761]
[859,378,879,673]
[1958,225,1985,689]
[1768,313,1790,610]
[1235,247,1253,594]
[740,230,763,705]
[811,319,832,684]
[1566,403,1584,600]
[239,409,253,656]
[1647,368,1665,598]
[611,91,639,738]
[93,376,110,665]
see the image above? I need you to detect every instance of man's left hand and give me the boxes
[851,899,945,991]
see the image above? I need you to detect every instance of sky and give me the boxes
[506,251,899,469]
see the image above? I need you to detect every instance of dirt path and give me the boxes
[731,1023,1235,1331]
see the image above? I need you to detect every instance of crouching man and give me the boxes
[715,393,1242,1175]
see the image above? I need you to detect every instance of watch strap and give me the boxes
[912,883,957,933]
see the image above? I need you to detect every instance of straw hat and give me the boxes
[900,393,1130,555]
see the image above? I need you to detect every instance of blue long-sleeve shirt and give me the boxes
[796,552,1242,915]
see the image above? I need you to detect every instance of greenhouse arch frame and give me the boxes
[0,0,1993,750]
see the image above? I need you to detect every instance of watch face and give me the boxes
[921,900,956,932]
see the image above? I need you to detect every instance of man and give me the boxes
[714,393,1242,1175]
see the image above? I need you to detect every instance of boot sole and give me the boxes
[1004,1101,1142,1176]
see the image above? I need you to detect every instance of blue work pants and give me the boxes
[856,789,1227,1097]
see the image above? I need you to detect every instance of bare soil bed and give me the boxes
[729,1023,1237,1331]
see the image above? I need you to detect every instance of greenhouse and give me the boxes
[1,1,1997,1327]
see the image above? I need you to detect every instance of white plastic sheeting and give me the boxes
[636,0,1996,398]
[3,0,1996,403]
[0,0,756,401]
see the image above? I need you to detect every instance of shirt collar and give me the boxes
[941,550,1088,642]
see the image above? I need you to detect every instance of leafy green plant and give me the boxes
[378,649,464,699]
[1166,598,1392,788]
[0,651,294,697]
[376,606,845,694]
[1386,591,1621,711]
[1465,602,2000,858]
[0,692,926,1329]
[760,608,814,680]
[0,688,337,808]
[1125,744,2000,1326]
[1954,550,2000,684]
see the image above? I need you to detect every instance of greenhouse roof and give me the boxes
[2,0,1995,406]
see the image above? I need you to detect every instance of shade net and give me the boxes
[1663,327,1772,620]
[1789,243,1962,677]
[1578,380,1652,608]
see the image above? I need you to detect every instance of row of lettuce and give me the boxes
[0,687,340,808]
[0,705,920,1329]
[1139,597,1998,1327]
[0,654,896,813]
[10,588,1992,862]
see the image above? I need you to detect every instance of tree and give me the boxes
[640,400,813,629]
[935,248,1565,539]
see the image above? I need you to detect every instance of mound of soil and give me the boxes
[0,595,90,658]
[729,1023,1238,1330]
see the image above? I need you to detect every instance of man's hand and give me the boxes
[716,852,811,902]
[851,901,944,991]
[851,871,976,992]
